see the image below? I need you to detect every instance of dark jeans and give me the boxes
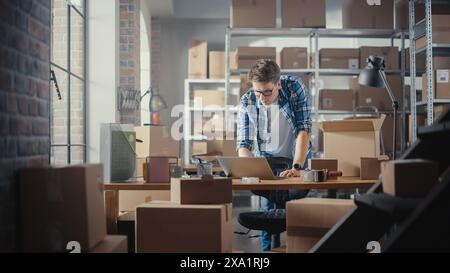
[252,156,310,251]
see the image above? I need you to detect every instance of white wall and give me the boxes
[87,0,120,163]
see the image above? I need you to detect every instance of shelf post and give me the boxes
[425,0,434,125]
[409,0,418,142]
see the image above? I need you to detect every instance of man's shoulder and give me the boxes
[280,75,305,96]
[240,89,257,105]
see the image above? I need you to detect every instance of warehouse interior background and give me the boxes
[0,0,449,254]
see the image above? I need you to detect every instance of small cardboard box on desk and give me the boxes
[286,198,355,253]
[171,176,232,205]
[381,159,439,198]
[18,164,107,253]
[360,156,390,180]
[318,116,385,177]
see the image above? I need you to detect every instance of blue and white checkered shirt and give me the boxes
[236,75,312,158]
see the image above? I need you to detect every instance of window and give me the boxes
[50,0,86,165]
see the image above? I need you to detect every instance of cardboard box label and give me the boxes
[323,98,333,108]
[349,59,359,69]
[437,69,449,83]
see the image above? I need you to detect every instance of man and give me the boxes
[236,59,312,251]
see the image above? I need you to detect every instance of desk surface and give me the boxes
[103,177,377,191]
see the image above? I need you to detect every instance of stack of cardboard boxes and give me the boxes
[136,177,233,253]
[18,165,127,253]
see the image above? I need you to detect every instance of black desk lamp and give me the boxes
[358,56,398,160]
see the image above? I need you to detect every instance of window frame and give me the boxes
[50,0,87,164]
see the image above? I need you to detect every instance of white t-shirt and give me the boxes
[260,100,296,158]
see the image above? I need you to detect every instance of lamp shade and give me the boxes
[149,89,167,113]
[358,55,386,88]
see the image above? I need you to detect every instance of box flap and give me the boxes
[318,115,386,132]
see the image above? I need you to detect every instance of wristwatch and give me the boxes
[293,163,303,171]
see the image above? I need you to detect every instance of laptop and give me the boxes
[217,156,285,180]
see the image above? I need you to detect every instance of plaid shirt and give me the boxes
[236,75,312,157]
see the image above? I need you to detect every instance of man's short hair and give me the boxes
[248,59,281,84]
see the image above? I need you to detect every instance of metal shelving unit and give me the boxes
[183,78,240,164]
[225,27,408,155]
[409,0,450,143]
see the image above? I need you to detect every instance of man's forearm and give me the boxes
[238,148,253,158]
[293,131,310,167]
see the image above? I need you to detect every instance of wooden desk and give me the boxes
[103,177,376,234]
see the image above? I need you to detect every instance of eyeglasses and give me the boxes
[254,86,276,97]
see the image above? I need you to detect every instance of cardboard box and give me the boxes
[342,0,394,29]
[308,159,338,171]
[319,89,354,111]
[230,0,276,28]
[119,190,170,212]
[319,48,359,69]
[318,116,385,176]
[207,139,238,157]
[360,46,399,70]
[360,156,390,180]
[281,0,326,28]
[193,90,225,107]
[209,51,225,79]
[422,70,450,101]
[89,235,128,253]
[415,15,450,50]
[381,159,439,198]
[188,40,207,79]
[405,47,426,71]
[135,126,180,158]
[280,47,308,69]
[394,0,425,30]
[434,104,450,121]
[236,47,277,69]
[192,141,208,155]
[286,198,355,253]
[433,56,450,70]
[350,75,402,111]
[230,50,238,71]
[18,164,106,253]
[171,177,232,205]
[136,202,232,253]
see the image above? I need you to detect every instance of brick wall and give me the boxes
[119,0,140,125]
[0,0,51,252]
[151,16,161,93]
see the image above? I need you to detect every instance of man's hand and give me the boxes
[280,168,301,178]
